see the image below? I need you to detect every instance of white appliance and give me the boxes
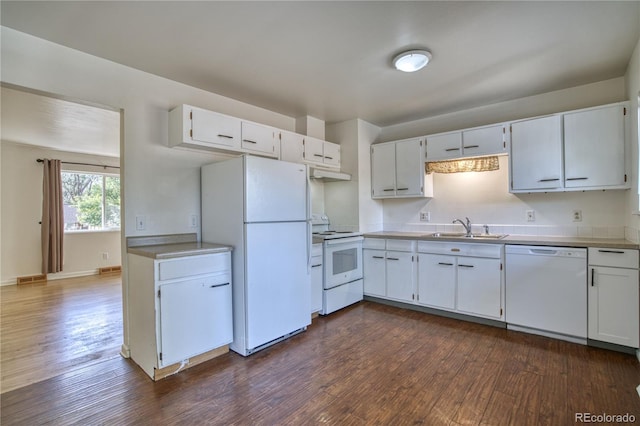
[201,156,311,356]
[505,245,587,343]
[311,215,364,315]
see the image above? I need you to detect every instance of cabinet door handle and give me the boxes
[397,188,409,191]
[217,134,233,139]
[445,147,461,152]
[463,145,479,149]
[210,282,230,288]
[538,178,560,182]
[387,257,400,261]
[438,262,454,266]
[314,154,324,157]
[383,188,395,192]
[458,264,474,268]
[311,264,322,268]
[372,256,385,259]
[566,177,588,181]
[243,139,258,144]
[324,156,333,160]
[591,268,595,287]
[597,249,625,254]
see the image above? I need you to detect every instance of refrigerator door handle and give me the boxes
[306,166,311,272]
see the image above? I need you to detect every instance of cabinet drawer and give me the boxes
[418,241,501,258]
[363,238,386,249]
[588,248,638,269]
[158,252,231,281]
[386,239,416,252]
[310,255,323,268]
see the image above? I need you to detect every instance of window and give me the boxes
[62,171,120,231]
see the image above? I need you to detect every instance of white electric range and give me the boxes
[311,215,364,315]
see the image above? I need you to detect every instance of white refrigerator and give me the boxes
[201,155,311,356]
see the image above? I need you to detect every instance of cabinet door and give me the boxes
[385,251,415,302]
[159,275,232,366]
[564,105,626,189]
[371,143,396,198]
[462,124,506,157]
[241,121,277,157]
[426,132,462,161]
[588,266,639,347]
[510,115,563,191]
[304,136,325,164]
[363,249,386,297]
[395,138,424,197]
[322,142,341,168]
[191,108,241,149]
[417,254,456,309]
[456,257,502,319]
[280,131,305,164]
[310,255,323,313]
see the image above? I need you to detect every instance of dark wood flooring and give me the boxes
[2,301,639,425]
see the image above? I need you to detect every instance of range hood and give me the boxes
[309,167,351,181]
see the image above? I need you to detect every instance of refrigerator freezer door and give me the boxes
[244,156,308,223]
[244,221,310,351]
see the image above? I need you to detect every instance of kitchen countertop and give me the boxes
[126,233,233,259]
[363,231,639,249]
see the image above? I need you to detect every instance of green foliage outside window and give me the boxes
[62,172,120,231]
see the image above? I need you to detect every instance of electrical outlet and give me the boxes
[102,252,109,260]
[572,210,582,222]
[190,215,199,228]
[136,215,146,231]
[420,211,431,222]
[526,210,535,222]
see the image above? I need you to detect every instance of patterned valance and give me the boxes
[426,156,500,174]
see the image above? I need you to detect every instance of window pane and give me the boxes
[105,176,121,228]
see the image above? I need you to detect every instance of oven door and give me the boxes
[324,236,364,289]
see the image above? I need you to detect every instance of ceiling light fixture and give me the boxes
[393,49,432,72]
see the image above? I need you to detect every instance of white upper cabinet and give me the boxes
[371,138,433,199]
[169,105,241,152]
[279,130,305,164]
[241,121,278,158]
[564,104,627,189]
[371,142,396,197]
[510,115,563,192]
[303,136,341,169]
[461,124,508,157]
[426,131,462,161]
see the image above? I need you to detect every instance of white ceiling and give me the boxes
[1,87,120,157]
[1,1,639,129]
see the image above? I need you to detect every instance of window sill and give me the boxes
[65,229,121,235]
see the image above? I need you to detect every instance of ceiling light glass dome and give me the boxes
[393,50,432,72]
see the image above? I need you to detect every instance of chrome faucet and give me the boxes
[453,217,472,237]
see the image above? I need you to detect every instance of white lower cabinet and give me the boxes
[128,251,233,380]
[416,242,504,321]
[588,248,639,348]
[363,239,416,301]
[310,243,323,314]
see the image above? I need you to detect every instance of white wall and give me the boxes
[625,34,640,242]
[1,142,122,284]
[377,78,631,238]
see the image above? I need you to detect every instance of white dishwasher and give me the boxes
[505,245,587,343]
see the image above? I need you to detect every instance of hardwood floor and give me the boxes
[1,274,123,394]
[2,301,639,425]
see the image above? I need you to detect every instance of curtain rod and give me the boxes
[36,159,120,170]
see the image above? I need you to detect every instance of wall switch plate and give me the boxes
[420,211,430,222]
[190,215,199,228]
[572,210,582,222]
[526,210,535,222]
[136,215,146,231]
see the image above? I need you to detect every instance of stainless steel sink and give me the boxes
[428,232,508,240]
